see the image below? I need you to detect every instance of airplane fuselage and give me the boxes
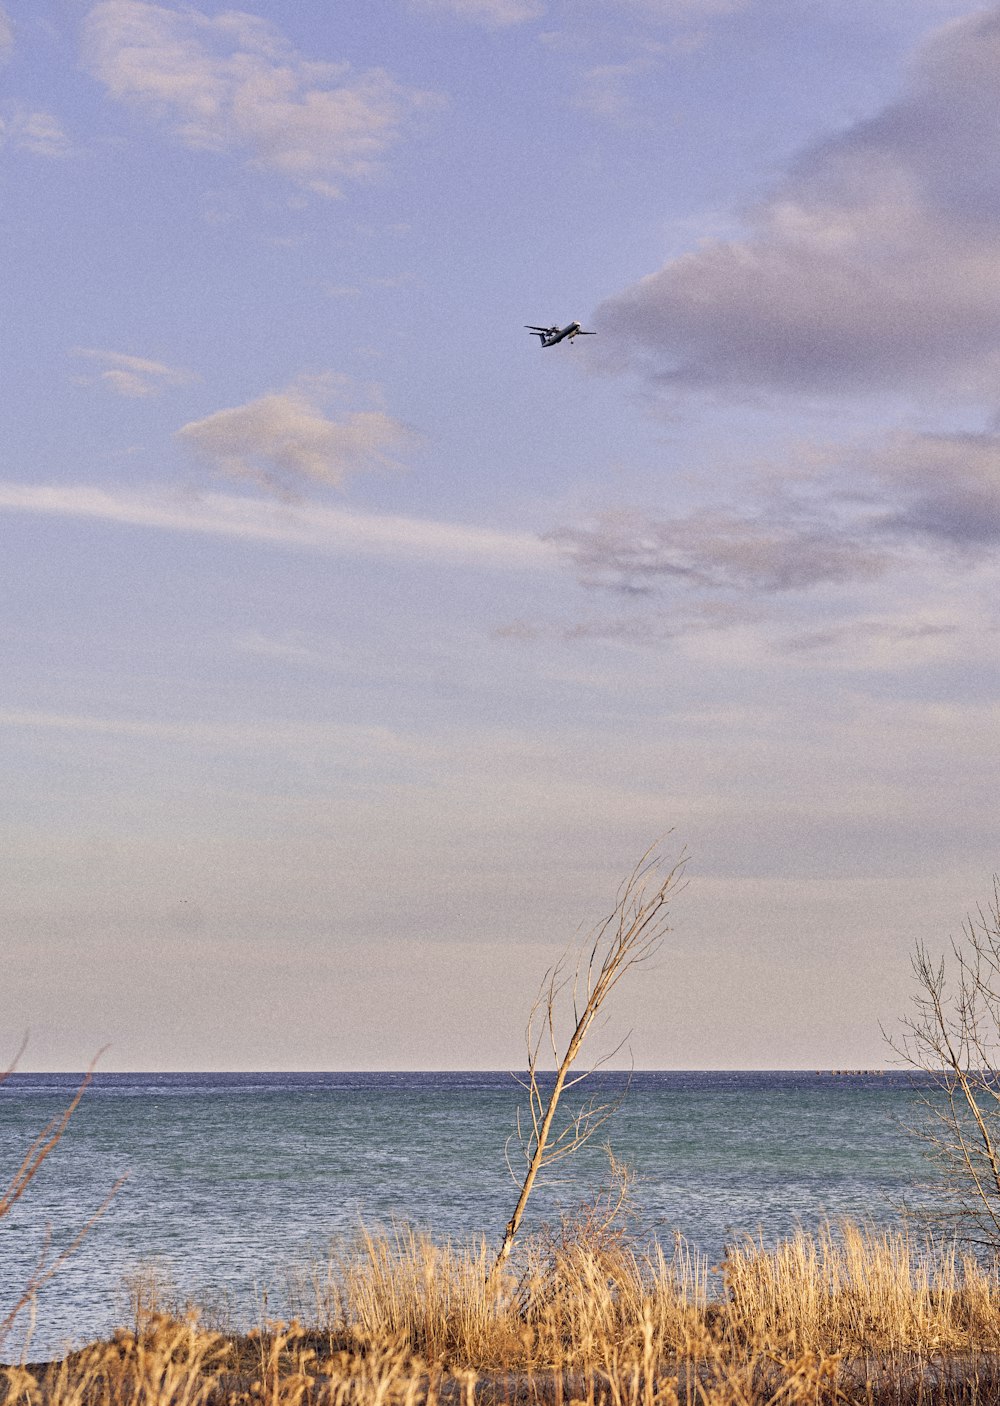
[540,322,582,346]
[525,320,595,347]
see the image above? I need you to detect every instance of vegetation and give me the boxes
[8,1220,1000,1406]
[0,1047,124,1352]
[495,846,686,1276]
[891,877,1000,1249]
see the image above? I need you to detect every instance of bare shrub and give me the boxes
[494,845,687,1277]
[889,879,1000,1248]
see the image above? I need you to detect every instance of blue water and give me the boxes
[0,1071,938,1360]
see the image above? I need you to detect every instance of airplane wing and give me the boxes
[576,330,596,336]
[525,325,557,333]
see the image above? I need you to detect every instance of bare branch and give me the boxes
[491,842,687,1278]
[0,1045,126,1349]
[0,1174,127,1344]
[888,879,1000,1246]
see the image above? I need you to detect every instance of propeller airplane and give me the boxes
[525,321,596,347]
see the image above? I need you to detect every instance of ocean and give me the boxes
[0,1070,940,1360]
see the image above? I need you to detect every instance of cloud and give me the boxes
[616,0,745,16]
[82,0,439,196]
[778,616,960,659]
[0,481,557,571]
[410,0,543,24]
[231,631,330,667]
[574,56,659,120]
[496,598,756,644]
[177,378,417,493]
[549,427,1000,606]
[410,0,741,32]
[0,108,72,157]
[874,430,1000,547]
[598,6,1000,397]
[548,501,889,595]
[0,707,422,757]
[74,347,194,396]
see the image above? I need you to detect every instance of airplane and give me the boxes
[525,321,596,347]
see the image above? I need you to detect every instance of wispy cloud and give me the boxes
[548,428,1000,609]
[73,347,194,397]
[231,630,331,667]
[0,707,420,755]
[0,107,72,157]
[496,598,756,644]
[0,481,557,571]
[777,615,961,660]
[411,0,742,32]
[410,0,543,24]
[549,503,890,595]
[615,0,745,17]
[177,377,416,493]
[573,55,661,120]
[82,0,440,197]
[598,6,1000,397]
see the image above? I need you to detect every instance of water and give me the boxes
[0,1070,940,1360]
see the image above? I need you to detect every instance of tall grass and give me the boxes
[300,1219,1000,1364]
[7,1221,1000,1406]
[721,1222,1000,1354]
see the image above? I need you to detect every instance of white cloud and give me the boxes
[73,347,194,397]
[598,6,1000,397]
[177,378,416,493]
[0,108,72,158]
[411,0,543,22]
[0,481,557,571]
[82,0,439,196]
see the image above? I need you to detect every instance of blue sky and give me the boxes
[3,0,999,1070]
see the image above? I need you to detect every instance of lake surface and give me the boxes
[0,1070,940,1360]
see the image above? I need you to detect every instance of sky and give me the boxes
[3,0,999,1071]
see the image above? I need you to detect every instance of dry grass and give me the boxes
[721,1222,1000,1355]
[8,1221,1000,1406]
